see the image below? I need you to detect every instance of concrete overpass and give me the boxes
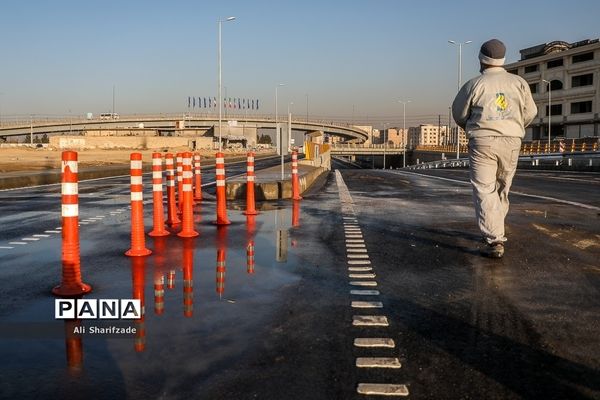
[0,114,370,142]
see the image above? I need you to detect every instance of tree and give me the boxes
[41,133,49,143]
[258,134,272,144]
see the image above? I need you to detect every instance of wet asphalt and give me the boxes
[0,159,599,399]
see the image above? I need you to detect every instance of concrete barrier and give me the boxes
[226,164,328,200]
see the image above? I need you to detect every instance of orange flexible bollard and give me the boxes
[164,154,181,226]
[291,150,302,200]
[176,153,184,214]
[125,153,152,257]
[149,153,169,237]
[182,238,194,317]
[244,151,258,215]
[131,256,146,352]
[53,151,92,296]
[193,153,203,201]
[214,152,231,225]
[177,152,199,237]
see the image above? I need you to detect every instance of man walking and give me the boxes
[452,39,537,258]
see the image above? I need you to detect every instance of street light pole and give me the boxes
[398,100,411,168]
[0,92,4,128]
[288,102,294,153]
[542,79,551,152]
[218,16,236,151]
[275,83,285,179]
[448,40,472,159]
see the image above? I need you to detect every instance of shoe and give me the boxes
[480,242,504,258]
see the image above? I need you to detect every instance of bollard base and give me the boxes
[52,282,92,297]
[292,195,303,201]
[125,248,153,257]
[148,229,170,237]
[212,219,231,225]
[177,231,199,238]
[243,210,259,216]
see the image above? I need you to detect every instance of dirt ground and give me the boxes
[0,147,275,173]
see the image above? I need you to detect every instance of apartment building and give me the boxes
[407,124,450,147]
[504,39,600,140]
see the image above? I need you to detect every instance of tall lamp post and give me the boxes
[398,100,411,168]
[288,102,294,153]
[542,79,551,152]
[448,40,472,159]
[0,92,4,128]
[275,83,285,179]
[218,16,236,151]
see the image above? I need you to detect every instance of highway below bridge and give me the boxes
[0,159,598,399]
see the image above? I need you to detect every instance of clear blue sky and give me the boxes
[0,0,598,126]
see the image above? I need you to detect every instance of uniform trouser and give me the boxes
[468,136,522,244]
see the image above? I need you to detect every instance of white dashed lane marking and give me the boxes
[21,238,40,241]
[353,315,389,326]
[349,273,376,279]
[356,357,402,369]
[348,266,373,272]
[33,234,50,238]
[9,242,27,245]
[350,281,378,287]
[350,289,380,296]
[357,384,409,397]
[348,260,371,265]
[0,246,14,249]
[335,170,408,397]
[351,301,383,308]
[354,338,395,348]
[45,230,61,234]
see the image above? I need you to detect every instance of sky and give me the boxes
[0,0,598,127]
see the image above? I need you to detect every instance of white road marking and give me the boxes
[398,170,600,211]
[350,290,380,295]
[348,260,371,265]
[21,238,40,241]
[346,235,363,239]
[347,249,368,253]
[33,234,50,238]
[353,315,389,326]
[0,246,14,249]
[351,301,383,308]
[350,281,377,287]
[354,338,395,348]
[9,242,27,245]
[348,267,373,272]
[349,273,376,279]
[346,239,365,243]
[356,357,401,369]
[346,244,366,248]
[357,383,409,396]
[45,230,61,234]
[54,227,62,230]
[347,254,370,259]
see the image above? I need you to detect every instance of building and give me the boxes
[407,124,452,148]
[379,128,408,146]
[504,39,600,140]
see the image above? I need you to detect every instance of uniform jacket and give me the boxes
[452,67,538,139]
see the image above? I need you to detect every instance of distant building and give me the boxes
[379,128,408,146]
[504,39,600,140]
[407,124,451,147]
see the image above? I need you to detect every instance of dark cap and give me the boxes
[479,39,506,66]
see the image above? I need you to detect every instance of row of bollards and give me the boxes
[54,149,303,298]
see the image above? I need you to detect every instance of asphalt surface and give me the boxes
[0,158,598,399]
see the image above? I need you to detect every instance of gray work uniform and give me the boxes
[452,67,537,244]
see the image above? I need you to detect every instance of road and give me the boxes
[0,160,598,399]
